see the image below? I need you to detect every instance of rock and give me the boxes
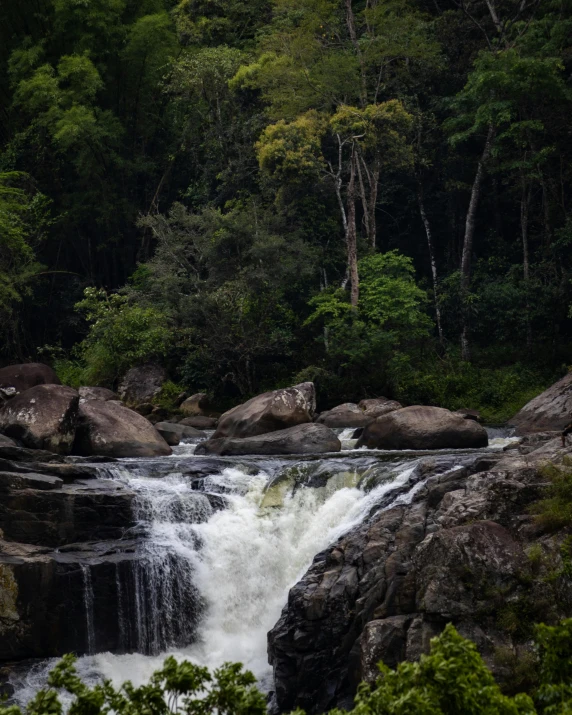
[0,385,79,454]
[118,364,166,405]
[267,456,545,713]
[135,402,154,416]
[357,405,488,450]
[73,400,172,458]
[0,434,18,448]
[213,382,316,440]
[317,403,372,428]
[0,472,63,491]
[358,398,403,418]
[155,421,206,439]
[454,408,482,422]
[180,393,210,416]
[180,416,218,430]
[508,372,572,434]
[196,423,340,456]
[155,425,181,446]
[79,386,118,402]
[0,363,60,394]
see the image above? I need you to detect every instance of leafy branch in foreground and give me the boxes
[6,620,572,714]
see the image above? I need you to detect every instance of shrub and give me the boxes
[532,458,572,531]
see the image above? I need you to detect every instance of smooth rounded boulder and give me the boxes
[180,393,210,416]
[180,416,218,430]
[358,397,402,418]
[78,386,118,402]
[357,405,488,450]
[213,382,316,440]
[0,363,60,394]
[508,372,572,434]
[317,403,371,428]
[0,385,79,454]
[73,400,172,458]
[196,422,340,456]
[154,421,206,439]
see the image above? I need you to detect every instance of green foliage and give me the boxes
[532,458,572,532]
[71,288,172,387]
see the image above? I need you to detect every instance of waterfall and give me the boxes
[81,565,96,656]
[9,450,463,704]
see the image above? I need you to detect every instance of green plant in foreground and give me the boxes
[10,621,572,714]
[532,458,572,531]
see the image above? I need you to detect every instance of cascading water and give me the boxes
[9,436,512,705]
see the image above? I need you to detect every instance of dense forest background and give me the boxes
[1,0,571,419]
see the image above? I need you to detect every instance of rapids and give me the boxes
[9,431,516,705]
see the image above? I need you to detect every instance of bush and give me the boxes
[10,620,572,714]
[531,458,572,531]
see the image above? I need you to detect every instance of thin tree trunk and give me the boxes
[345,0,367,107]
[521,178,532,351]
[355,151,371,242]
[368,164,379,248]
[417,181,444,347]
[460,124,495,361]
[347,147,359,307]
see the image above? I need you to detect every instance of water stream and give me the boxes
[10,431,517,705]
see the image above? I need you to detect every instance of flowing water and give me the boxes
[9,432,516,705]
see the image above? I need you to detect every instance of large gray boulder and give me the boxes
[213,382,316,440]
[73,400,172,458]
[508,372,572,434]
[0,385,79,454]
[317,403,371,428]
[358,397,402,418]
[118,364,166,405]
[180,416,218,430]
[196,423,340,456]
[357,405,488,450]
[0,363,60,394]
[180,393,210,416]
[154,421,206,439]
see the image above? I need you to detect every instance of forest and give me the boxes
[1,0,571,420]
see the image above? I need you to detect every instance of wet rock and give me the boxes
[79,386,118,402]
[317,403,371,428]
[155,425,180,446]
[509,372,572,434]
[358,398,403,418]
[0,363,60,394]
[0,434,18,448]
[267,454,548,713]
[0,472,63,491]
[118,364,166,405]
[180,416,218,430]
[180,393,210,416]
[213,382,316,440]
[357,405,488,450]
[196,423,340,456]
[73,400,172,458]
[154,421,206,439]
[0,385,79,454]
[0,445,64,463]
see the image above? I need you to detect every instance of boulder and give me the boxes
[78,386,118,402]
[454,408,482,422]
[508,372,572,434]
[358,397,403,418]
[73,400,172,458]
[180,416,218,430]
[155,426,180,446]
[180,393,210,416]
[0,363,60,394]
[317,403,372,428]
[357,405,488,450]
[155,421,206,439]
[118,364,166,405]
[196,423,340,456]
[213,382,316,440]
[0,385,79,454]
[0,434,18,448]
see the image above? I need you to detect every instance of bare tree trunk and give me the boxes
[460,124,495,361]
[521,178,532,351]
[417,182,444,347]
[347,147,359,308]
[355,152,371,242]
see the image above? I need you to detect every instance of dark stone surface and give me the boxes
[0,364,60,394]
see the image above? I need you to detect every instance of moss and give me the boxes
[494,645,539,696]
[531,457,572,531]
